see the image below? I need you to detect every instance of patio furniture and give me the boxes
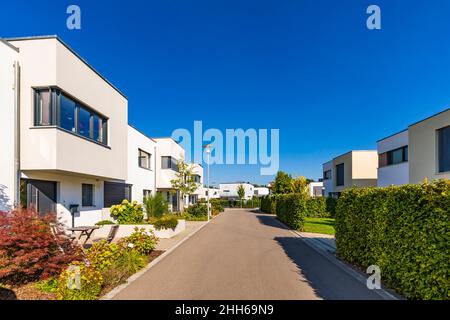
[67,225,100,245]
[105,225,119,244]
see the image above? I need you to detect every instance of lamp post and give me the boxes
[203,144,211,221]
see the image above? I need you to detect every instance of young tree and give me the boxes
[170,159,199,212]
[273,171,293,194]
[237,184,245,208]
[290,176,310,197]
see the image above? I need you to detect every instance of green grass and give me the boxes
[303,218,335,235]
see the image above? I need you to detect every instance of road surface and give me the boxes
[113,209,386,300]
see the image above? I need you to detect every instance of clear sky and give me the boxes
[1,0,449,185]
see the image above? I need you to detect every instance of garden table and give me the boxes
[67,225,100,245]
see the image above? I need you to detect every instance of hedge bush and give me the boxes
[275,193,308,230]
[260,195,276,214]
[325,197,337,218]
[305,197,328,218]
[110,200,144,224]
[152,215,179,230]
[335,180,450,300]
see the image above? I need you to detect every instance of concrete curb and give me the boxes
[269,216,401,300]
[100,218,212,300]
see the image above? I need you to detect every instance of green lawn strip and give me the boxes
[303,218,335,235]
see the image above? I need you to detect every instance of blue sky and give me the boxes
[1,0,450,185]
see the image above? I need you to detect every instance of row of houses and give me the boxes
[322,109,450,197]
[0,36,206,228]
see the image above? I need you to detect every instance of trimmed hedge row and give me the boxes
[260,195,337,218]
[335,180,450,300]
[276,194,308,230]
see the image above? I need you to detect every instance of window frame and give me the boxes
[82,183,94,207]
[437,125,450,173]
[378,145,408,168]
[33,87,109,146]
[138,149,152,170]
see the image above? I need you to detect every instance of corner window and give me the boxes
[336,163,344,186]
[139,149,151,169]
[82,184,94,207]
[34,88,108,145]
[323,170,331,180]
[438,126,450,173]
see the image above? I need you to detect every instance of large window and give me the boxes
[138,149,151,169]
[161,156,179,171]
[34,88,108,145]
[323,170,332,180]
[336,163,345,186]
[104,182,132,207]
[379,146,408,168]
[82,184,94,207]
[193,174,201,183]
[438,126,450,173]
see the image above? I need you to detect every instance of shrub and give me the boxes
[305,197,329,218]
[35,277,58,293]
[335,180,450,300]
[110,200,144,224]
[95,220,115,226]
[119,227,158,255]
[57,261,103,300]
[185,203,207,217]
[0,208,81,285]
[210,199,224,215]
[100,250,147,293]
[143,193,169,218]
[85,240,124,271]
[152,215,178,230]
[260,195,277,214]
[276,193,308,230]
[325,197,337,218]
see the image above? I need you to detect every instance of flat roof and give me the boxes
[377,108,450,142]
[6,35,127,99]
[322,150,377,166]
[0,38,19,52]
[128,124,157,143]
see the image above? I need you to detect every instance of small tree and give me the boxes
[170,159,199,212]
[273,171,293,194]
[237,184,245,208]
[290,176,310,197]
[143,193,169,219]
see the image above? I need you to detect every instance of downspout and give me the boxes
[13,61,20,207]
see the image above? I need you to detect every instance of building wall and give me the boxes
[126,126,156,204]
[219,183,254,199]
[198,187,220,200]
[409,109,450,183]
[21,171,104,227]
[309,182,323,197]
[377,130,409,187]
[333,152,353,193]
[351,151,378,187]
[0,41,18,210]
[155,138,185,189]
[322,161,333,197]
[10,37,128,181]
[254,187,270,197]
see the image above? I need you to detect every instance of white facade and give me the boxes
[253,187,270,197]
[377,130,409,187]
[309,181,324,197]
[219,183,254,200]
[198,187,220,200]
[322,161,333,197]
[127,125,156,204]
[0,40,18,211]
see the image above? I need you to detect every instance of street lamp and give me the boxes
[203,144,211,221]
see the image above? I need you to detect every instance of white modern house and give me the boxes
[187,163,204,206]
[198,187,220,200]
[253,187,270,197]
[219,182,254,200]
[322,151,378,198]
[127,125,156,203]
[377,108,450,186]
[154,137,185,212]
[0,35,199,227]
[309,181,324,197]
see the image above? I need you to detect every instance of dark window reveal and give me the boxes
[82,184,94,207]
[336,163,345,186]
[438,126,450,173]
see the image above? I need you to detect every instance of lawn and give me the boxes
[303,218,335,235]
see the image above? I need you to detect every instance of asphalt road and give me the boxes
[112,209,385,300]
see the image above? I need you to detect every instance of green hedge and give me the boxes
[276,194,308,230]
[335,180,450,300]
[305,197,328,218]
[260,195,277,214]
[261,195,335,218]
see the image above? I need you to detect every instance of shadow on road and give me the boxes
[255,214,382,300]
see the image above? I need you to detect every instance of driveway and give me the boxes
[112,209,388,300]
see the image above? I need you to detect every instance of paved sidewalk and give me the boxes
[156,221,207,251]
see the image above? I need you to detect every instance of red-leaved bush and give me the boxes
[0,208,82,285]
